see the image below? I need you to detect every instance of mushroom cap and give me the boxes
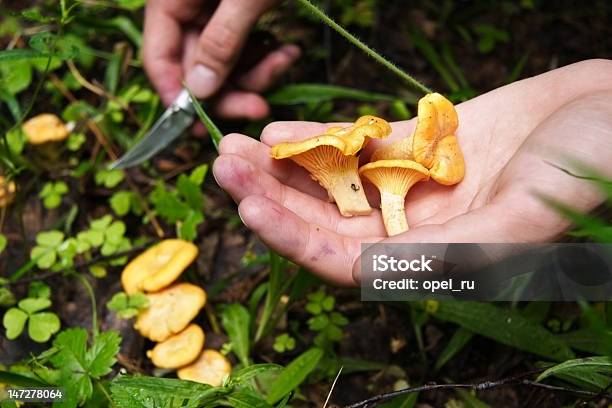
[135,283,206,342]
[177,349,232,387]
[147,324,205,369]
[121,239,198,294]
[370,134,414,162]
[270,115,391,159]
[412,93,458,168]
[430,135,465,185]
[359,160,429,196]
[0,176,16,208]
[22,114,70,145]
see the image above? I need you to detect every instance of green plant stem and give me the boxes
[74,273,99,338]
[295,0,432,95]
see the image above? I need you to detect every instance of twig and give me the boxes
[343,377,612,408]
[324,366,343,408]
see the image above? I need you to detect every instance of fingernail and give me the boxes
[237,206,249,228]
[185,64,219,98]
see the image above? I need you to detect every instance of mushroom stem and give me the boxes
[292,147,371,217]
[380,191,409,236]
[327,167,371,216]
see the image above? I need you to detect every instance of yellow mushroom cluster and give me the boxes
[121,239,231,386]
[271,93,465,236]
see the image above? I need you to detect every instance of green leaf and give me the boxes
[225,388,273,408]
[107,292,148,319]
[18,297,51,313]
[110,376,225,408]
[178,210,203,241]
[231,364,282,384]
[28,282,51,299]
[0,48,46,62]
[177,174,203,211]
[43,193,61,209]
[190,164,209,185]
[0,59,32,94]
[105,221,126,244]
[5,127,26,154]
[66,132,86,151]
[3,308,28,339]
[0,234,6,254]
[150,185,190,223]
[435,327,474,371]
[88,330,121,377]
[0,370,48,388]
[31,246,56,269]
[428,301,574,361]
[267,83,416,105]
[187,88,223,150]
[221,303,251,367]
[537,356,612,382]
[110,191,132,216]
[0,287,16,307]
[36,230,64,247]
[95,168,125,188]
[28,312,60,342]
[266,347,323,404]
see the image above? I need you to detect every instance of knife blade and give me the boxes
[109,88,195,170]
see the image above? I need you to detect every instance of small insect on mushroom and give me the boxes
[135,283,206,342]
[147,323,205,369]
[22,114,72,145]
[359,158,429,236]
[121,239,198,294]
[270,116,392,217]
[412,93,465,185]
[0,176,17,208]
[177,349,232,387]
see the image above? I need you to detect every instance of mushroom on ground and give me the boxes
[22,114,72,145]
[270,115,391,217]
[147,324,205,369]
[359,159,429,236]
[411,93,465,185]
[135,283,206,342]
[121,239,198,294]
[0,176,16,208]
[177,349,232,387]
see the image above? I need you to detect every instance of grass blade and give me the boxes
[185,87,223,151]
[266,347,323,404]
[428,301,574,361]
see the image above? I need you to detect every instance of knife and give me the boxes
[109,88,195,170]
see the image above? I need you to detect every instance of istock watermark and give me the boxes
[360,243,612,301]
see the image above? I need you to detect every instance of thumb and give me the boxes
[185,0,275,98]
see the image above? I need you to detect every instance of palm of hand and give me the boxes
[213,60,612,285]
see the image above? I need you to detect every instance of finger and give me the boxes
[143,1,187,105]
[213,90,270,119]
[185,0,277,98]
[260,120,412,154]
[238,195,369,286]
[236,44,301,93]
[213,153,388,237]
[218,133,327,198]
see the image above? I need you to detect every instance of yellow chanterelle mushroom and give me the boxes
[121,239,198,294]
[135,283,206,342]
[359,158,429,236]
[270,116,391,217]
[0,176,16,208]
[177,349,232,387]
[22,114,72,145]
[411,93,465,185]
[147,323,205,369]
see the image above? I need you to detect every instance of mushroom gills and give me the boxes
[292,145,371,216]
[360,160,429,237]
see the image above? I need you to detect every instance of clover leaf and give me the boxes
[273,333,296,353]
[39,181,69,209]
[30,230,65,269]
[3,296,60,342]
[107,292,149,319]
[95,168,124,188]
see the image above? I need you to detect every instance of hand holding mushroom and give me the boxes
[270,93,465,236]
[213,60,612,285]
